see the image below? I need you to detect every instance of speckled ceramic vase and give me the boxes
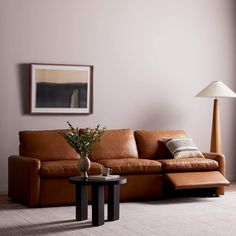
[77,154,91,179]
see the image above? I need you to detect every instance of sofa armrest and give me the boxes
[8,155,41,207]
[202,152,225,176]
[202,152,227,195]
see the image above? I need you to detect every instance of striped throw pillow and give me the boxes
[162,138,204,159]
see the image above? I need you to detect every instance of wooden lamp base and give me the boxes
[210,98,222,153]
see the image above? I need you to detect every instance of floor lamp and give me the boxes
[196,81,236,154]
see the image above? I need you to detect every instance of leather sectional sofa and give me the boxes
[8,129,230,207]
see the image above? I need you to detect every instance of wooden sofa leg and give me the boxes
[216,186,225,196]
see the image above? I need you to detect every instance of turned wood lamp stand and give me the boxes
[196,81,236,154]
[211,98,222,153]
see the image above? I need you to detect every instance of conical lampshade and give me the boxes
[196,81,236,98]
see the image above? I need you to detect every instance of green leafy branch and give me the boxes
[61,121,105,157]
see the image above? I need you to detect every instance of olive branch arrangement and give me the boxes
[61,121,105,157]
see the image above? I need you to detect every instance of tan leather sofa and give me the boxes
[8,129,229,207]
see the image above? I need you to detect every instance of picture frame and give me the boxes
[30,63,93,114]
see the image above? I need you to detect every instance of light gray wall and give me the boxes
[0,0,236,189]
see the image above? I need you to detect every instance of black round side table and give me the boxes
[69,176,127,226]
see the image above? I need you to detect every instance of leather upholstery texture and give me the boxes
[165,171,230,190]
[134,130,186,159]
[120,174,163,201]
[159,158,218,172]
[202,152,226,195]
[8,155,41,206]
[97,158,162,174]
[40,178,77,206]
[41,160,103,178]
[202,152,225,175]
[19,130,78,161]
[89,129,139,161]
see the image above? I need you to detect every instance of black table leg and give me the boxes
[75,185,88,221]
[108,184,120,221]
[92,185,104,226]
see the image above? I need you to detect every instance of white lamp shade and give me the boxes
[196,81,236,98]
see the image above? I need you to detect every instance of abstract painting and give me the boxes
[31,64,93,114]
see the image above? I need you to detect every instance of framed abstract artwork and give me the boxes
[30,64,93,114]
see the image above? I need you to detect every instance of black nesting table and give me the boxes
[69,176,127,226]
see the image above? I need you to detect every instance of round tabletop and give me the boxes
[69,176,127,185]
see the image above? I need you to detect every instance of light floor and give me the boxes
[0,184,236,236]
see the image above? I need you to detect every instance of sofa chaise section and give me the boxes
[134,130,229,195]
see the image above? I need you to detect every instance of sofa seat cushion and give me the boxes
[158,158,218,172]
[89,129,139,161]
[41,160,103,178]
[97,158,162,175]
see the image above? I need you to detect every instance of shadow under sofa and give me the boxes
[8,129,229,207]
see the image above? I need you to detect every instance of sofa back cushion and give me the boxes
[19,130,78,161]
[89,129,139,161]
[134,130,186,159]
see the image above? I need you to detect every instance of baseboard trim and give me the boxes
[0,185,8,193]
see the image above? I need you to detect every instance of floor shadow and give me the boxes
[138,196,217,206]
[0,194,27,211]
[1,219,94,236]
